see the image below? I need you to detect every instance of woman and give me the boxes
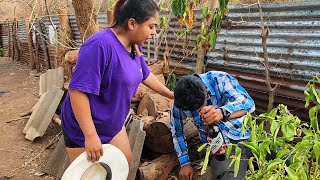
[61,0,173,166]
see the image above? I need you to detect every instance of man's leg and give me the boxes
[209,142,252,180]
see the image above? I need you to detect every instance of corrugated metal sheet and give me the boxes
[206,1,320,118]
[143,1,320,120]
[17,20,27,41]
[209,1,320,81]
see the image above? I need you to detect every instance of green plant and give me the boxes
[0,48,4,57]
[166,72,177,91]
[227,76,320,179]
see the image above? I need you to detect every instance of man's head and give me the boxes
[174,75,206,111]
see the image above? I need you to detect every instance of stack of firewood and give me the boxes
[131,62,209,179]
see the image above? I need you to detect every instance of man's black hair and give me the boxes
[174,75,206,111]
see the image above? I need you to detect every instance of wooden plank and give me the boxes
[127,120,146,180]
[23,86,64,141]
[39,73,47,95]
[42,136,70,178]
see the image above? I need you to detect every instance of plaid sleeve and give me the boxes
[218,74,255,113]
[170,105,191,166]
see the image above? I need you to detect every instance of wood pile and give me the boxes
[129,62,207,179]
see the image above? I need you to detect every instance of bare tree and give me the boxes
[258,0,279,112]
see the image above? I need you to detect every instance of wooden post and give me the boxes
[12,19,21,62]
[35,18,51,69]
[7,20,11,58]
[58,8,73,68]
[25,18,36,69]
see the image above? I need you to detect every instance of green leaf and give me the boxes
[240,141,259,158]
[270,121,279,136]
[228,155,237,169]
[202,7,209,19]
[303,129,313,136]
[171,0,186,18]
[298,167,309,180]
[225,144,232,159]
[201,144,213,175]
[197,143,207,152]
[234,147,241,177]
[260,139,271,155]
[313,142,320,156]
[267,159,283,171]
[269,108,278,119]
[276,148,290,159]
[209,31,217,49]
[310,86,320,104]
[248,157,255,173]
[284,166,298,180]
[309,106,319,132]
[273,127,280,143]
[304,90,311,108]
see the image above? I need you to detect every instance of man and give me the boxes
[170,71,255,180]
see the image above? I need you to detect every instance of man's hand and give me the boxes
[199,105,223,125]
[84,133,103,163]
[179,164,193,180]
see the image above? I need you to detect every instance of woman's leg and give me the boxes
[66,147,86,162]
[109,127,132,167]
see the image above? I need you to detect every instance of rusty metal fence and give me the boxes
[0,1,319,120]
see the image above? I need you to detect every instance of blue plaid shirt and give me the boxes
[170,71,255,166]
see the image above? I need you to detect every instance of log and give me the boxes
[132,74,165,102]
[149,62,164,75]
[65,49,79,65]
[144,116,199,154]
[138,153,178,180]
[64,49,79,79]
[137,94,173,118]
[144,116,174,154]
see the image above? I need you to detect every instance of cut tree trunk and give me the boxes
[72,0,100,42]
[132,74,165,102]
[149,62,164,75]
[138,153,179,180]
[144,116,198,154]
[137,94,173,118]
[58,8,73,67]
[144,116,174,153]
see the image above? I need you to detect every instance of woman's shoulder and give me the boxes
[82,28,114,48]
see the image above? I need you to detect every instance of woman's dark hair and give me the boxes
[174,75,206,111]
[109,0,159,28]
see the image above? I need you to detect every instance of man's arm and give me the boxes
[170,106,194,179]
[219,74,255,114]
[170,106,191,166]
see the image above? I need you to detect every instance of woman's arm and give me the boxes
[142,72,174,99]
[69,89,103,162]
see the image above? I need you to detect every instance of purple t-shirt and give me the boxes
[61,28,150,146]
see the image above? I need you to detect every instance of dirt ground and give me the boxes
[0,57,60,180]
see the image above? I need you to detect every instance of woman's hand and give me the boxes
[84,133,103,163]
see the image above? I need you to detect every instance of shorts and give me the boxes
[62,128,82,148]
